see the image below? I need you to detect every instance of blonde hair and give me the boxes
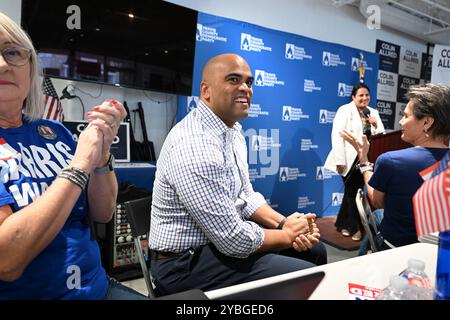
[0,12,44,120]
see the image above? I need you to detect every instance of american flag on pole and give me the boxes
[42,77,64,121]
[413,150,450,237]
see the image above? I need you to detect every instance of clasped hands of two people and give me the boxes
[70,99,127,173]
[283,212,320,252]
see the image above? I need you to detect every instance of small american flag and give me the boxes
[413,150,450,237]
[42,77,64,121]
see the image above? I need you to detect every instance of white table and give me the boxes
[205,243,438,300]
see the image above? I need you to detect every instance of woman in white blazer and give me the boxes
[324,84,385,240]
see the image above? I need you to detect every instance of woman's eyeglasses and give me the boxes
[1,46,32,66]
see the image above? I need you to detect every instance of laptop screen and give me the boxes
[219,271,325,300]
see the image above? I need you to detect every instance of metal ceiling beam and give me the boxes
[424,25,450,35]
[420,0,450,15]
[359,0,450,44]
[388,0,450,27]
[331,0,356,7]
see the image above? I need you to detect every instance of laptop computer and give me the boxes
[219,271,325,300]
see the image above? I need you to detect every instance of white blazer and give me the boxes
[324,101,385,177]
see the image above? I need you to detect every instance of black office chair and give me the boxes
[355,189,378,253]
[123,196,157,298]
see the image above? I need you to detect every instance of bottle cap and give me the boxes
[408,258,425,271]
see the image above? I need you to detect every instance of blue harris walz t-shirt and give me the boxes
[0,117,108,299]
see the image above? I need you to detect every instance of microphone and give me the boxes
[362,107,372,139]
[362,107,371,118]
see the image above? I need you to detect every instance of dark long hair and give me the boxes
[351,83,370,97]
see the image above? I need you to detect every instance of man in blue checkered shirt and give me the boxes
[149,53,327,295]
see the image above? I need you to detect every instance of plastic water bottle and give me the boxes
[398,258,434,299]
[376,275,410,300]
[399,258,432,289]
[435,231,450,300]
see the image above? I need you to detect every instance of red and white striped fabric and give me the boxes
[42,77,65,122]
[413,152,450,237]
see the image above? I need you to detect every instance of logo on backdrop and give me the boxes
[378,70,396,87]
[279,167,306,182]
[279,167,288,181]
[377,70,398,102]
[437,48,450,68]
[378,42,398,59]
[252,135,261,151]
[240,33,272,52]
[351,57,358,71]
[300,139,318,151]
[316,166,336,180]
[304,79,322,93]
[298,196,316,209]
[186,96,198,113]
[322,51,346,67]
[322,52,330,66]
[377,100,394,117]
[338,82,353,97]
[319,109,335,124]
[351,57,373,72]
[255,70,264,86]
[254,70,285,87]
[244,128,280,177]
[282,106,291,121]
[332,192,344,206]
[251,134,281,151]
[248,104,269,118]
[285,43,312,60]
[196,24,202,41]
[285,44,294,59]
[282,106,309,121]
[196,23,227,43]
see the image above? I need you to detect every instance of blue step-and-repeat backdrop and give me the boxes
[177,12,379,217]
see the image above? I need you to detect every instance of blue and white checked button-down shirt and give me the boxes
[149,100,266,258]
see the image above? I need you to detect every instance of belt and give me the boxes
[150,251,184,260]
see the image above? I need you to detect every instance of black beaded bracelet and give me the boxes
[58,166,89,190]
[277,218,286,230]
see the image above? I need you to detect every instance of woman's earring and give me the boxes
[423,128,429,138]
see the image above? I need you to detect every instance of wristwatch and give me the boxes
[94,154,115,174]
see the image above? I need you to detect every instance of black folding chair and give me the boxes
[355,189,378,253]
[123,196,157,298]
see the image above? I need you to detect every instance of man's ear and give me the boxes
[200,81,210,101]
